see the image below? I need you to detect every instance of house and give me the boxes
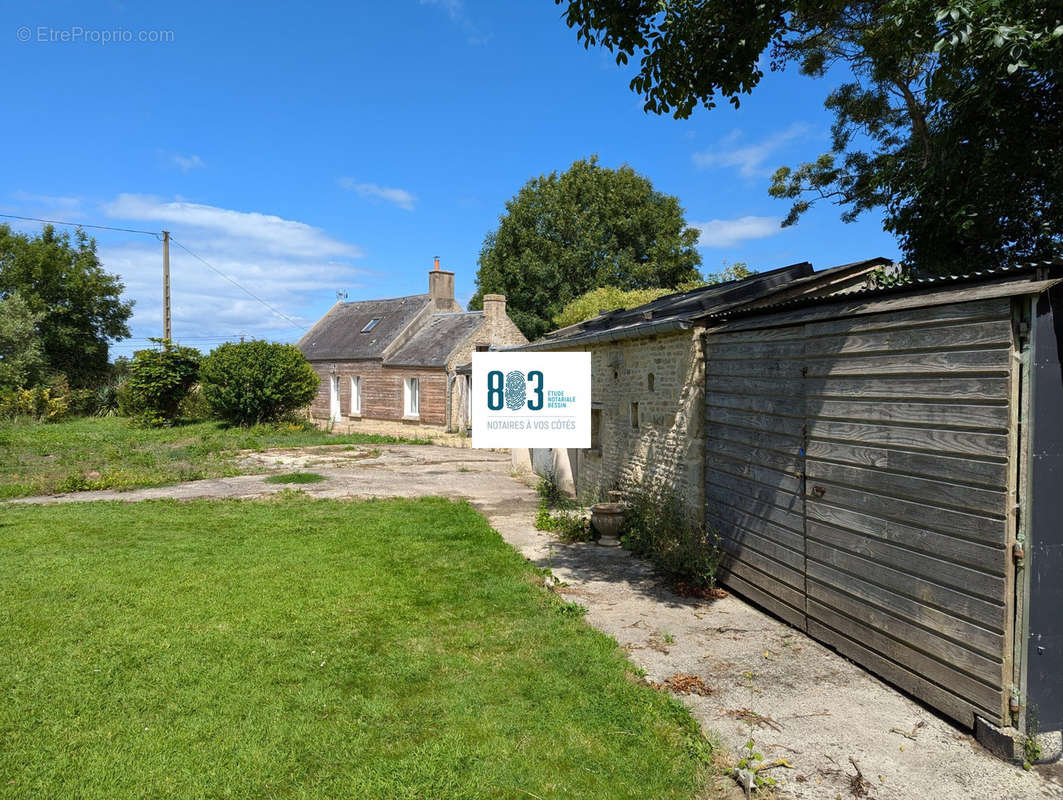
[514,257,1063,759]
[298,259,527,432]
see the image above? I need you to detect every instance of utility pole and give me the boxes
[162,230,171,341]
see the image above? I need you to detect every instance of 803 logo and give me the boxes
[487,370,543,411]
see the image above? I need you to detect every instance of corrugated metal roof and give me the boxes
[297,294,431,361]
[385,312,484,368]
[701,261,1060,322]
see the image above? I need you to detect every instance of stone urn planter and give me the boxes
[590,502,625,547]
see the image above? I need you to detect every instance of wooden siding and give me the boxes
[308,360,448,426]
[705,325,808,631]
[705,296,1018,729]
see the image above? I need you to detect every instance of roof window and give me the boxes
[361,318,380,333]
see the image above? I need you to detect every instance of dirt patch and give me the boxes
[651,673,714,696]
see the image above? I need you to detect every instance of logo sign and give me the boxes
[472,352,591,448]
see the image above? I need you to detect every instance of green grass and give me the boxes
[0,497,711,798]
[0,416,425,499]
[264,471,327,484]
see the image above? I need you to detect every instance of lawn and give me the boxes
[0,496,712,799]
[0,416,423,499]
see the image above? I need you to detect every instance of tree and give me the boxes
[0,224,134,386]
[556,1,1062,272]
[200,340,318,426]
[471,156,702,340]
[0,292,45,392]
[125,339,201,426]
[705,262,753,285]
[554,285,686,329]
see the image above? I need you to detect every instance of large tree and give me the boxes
[0,224,133,386]
[471,156,702,340]
[556,1,1062,272]
[0,292,45,392]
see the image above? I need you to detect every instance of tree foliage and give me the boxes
[472,156,702,340]
[0,224,133,386]
[0,292,45,392]
[557,1,1063,272]
[200,340,318,426]
[125,340,201,427]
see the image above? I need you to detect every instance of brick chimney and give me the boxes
[429,256,455,310]
[483,293,506,322]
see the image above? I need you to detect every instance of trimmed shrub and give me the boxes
[200,340,318,426]
[125,339,202,426]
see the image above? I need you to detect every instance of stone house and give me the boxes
[298,260,527,432]
[512,258,887,515]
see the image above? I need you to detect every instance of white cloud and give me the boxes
[337,178,416,211]
[100,195,366,349]
[419,0,490,45]
[105,194,364,259]
[168,152,205,172]
[693,122,811,178]
[693,216,783,248]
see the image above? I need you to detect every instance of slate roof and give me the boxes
[297,294,431,361]
[385,312,485,368]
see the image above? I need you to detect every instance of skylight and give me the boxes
[361,318,380,333]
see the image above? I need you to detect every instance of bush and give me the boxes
[200,340,318,426]
[0,386,69,422]
[125,340,201,426]
[620,482,721,589]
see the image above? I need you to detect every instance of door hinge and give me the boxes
[1013,540,1026,566]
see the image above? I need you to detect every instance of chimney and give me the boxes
[483,293,506,322]
[429,257,455,310]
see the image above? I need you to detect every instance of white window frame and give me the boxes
[349,376,361,415]
[403,376,420,419]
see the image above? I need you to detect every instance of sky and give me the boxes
[1,0,900,358]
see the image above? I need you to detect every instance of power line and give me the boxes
[0,210,307,333]
[168,237,307,331]
[0,212,161,237]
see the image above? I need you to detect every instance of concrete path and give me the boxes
[8,444,1060,799]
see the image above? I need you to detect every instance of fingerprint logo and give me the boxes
[504,370,526,410]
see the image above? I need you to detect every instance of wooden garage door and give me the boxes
[705,297,1017,728]
[704,325,808,631]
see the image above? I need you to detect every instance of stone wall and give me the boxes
[520,328,705,521]
[446,301,528,431]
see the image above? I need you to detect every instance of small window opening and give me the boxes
[361,318,380,333]
[648,373,655,392]
[630,402,639,429]
[590,409,602,451]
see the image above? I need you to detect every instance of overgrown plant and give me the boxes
[535,472,593,542]
[125,339,201,427]
[620,481,722,589]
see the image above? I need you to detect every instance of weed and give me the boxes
[663,632,676,644]
[264,472,326,484]
[1023,706,1042,770]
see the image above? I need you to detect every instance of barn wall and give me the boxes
[705,296,1020,729]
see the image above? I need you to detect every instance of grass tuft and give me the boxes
[264,471,327,484]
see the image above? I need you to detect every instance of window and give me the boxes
[647,372,655,392]
[590,408,602,453]
[361,318,380,333]
[475,344,490,352]
[404,377,420,418]
[630,402,639,429]
[349,376,361,415]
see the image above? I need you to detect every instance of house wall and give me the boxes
[520,329,704,517]
[445,305,528,431]
[307,360,448,427]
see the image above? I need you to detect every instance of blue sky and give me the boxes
[1,0,899,357]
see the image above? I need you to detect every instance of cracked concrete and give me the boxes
[8,444,1060,799]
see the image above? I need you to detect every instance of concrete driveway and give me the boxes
[8,443,1060,799]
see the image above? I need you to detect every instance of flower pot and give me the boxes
[590,502,625,547]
